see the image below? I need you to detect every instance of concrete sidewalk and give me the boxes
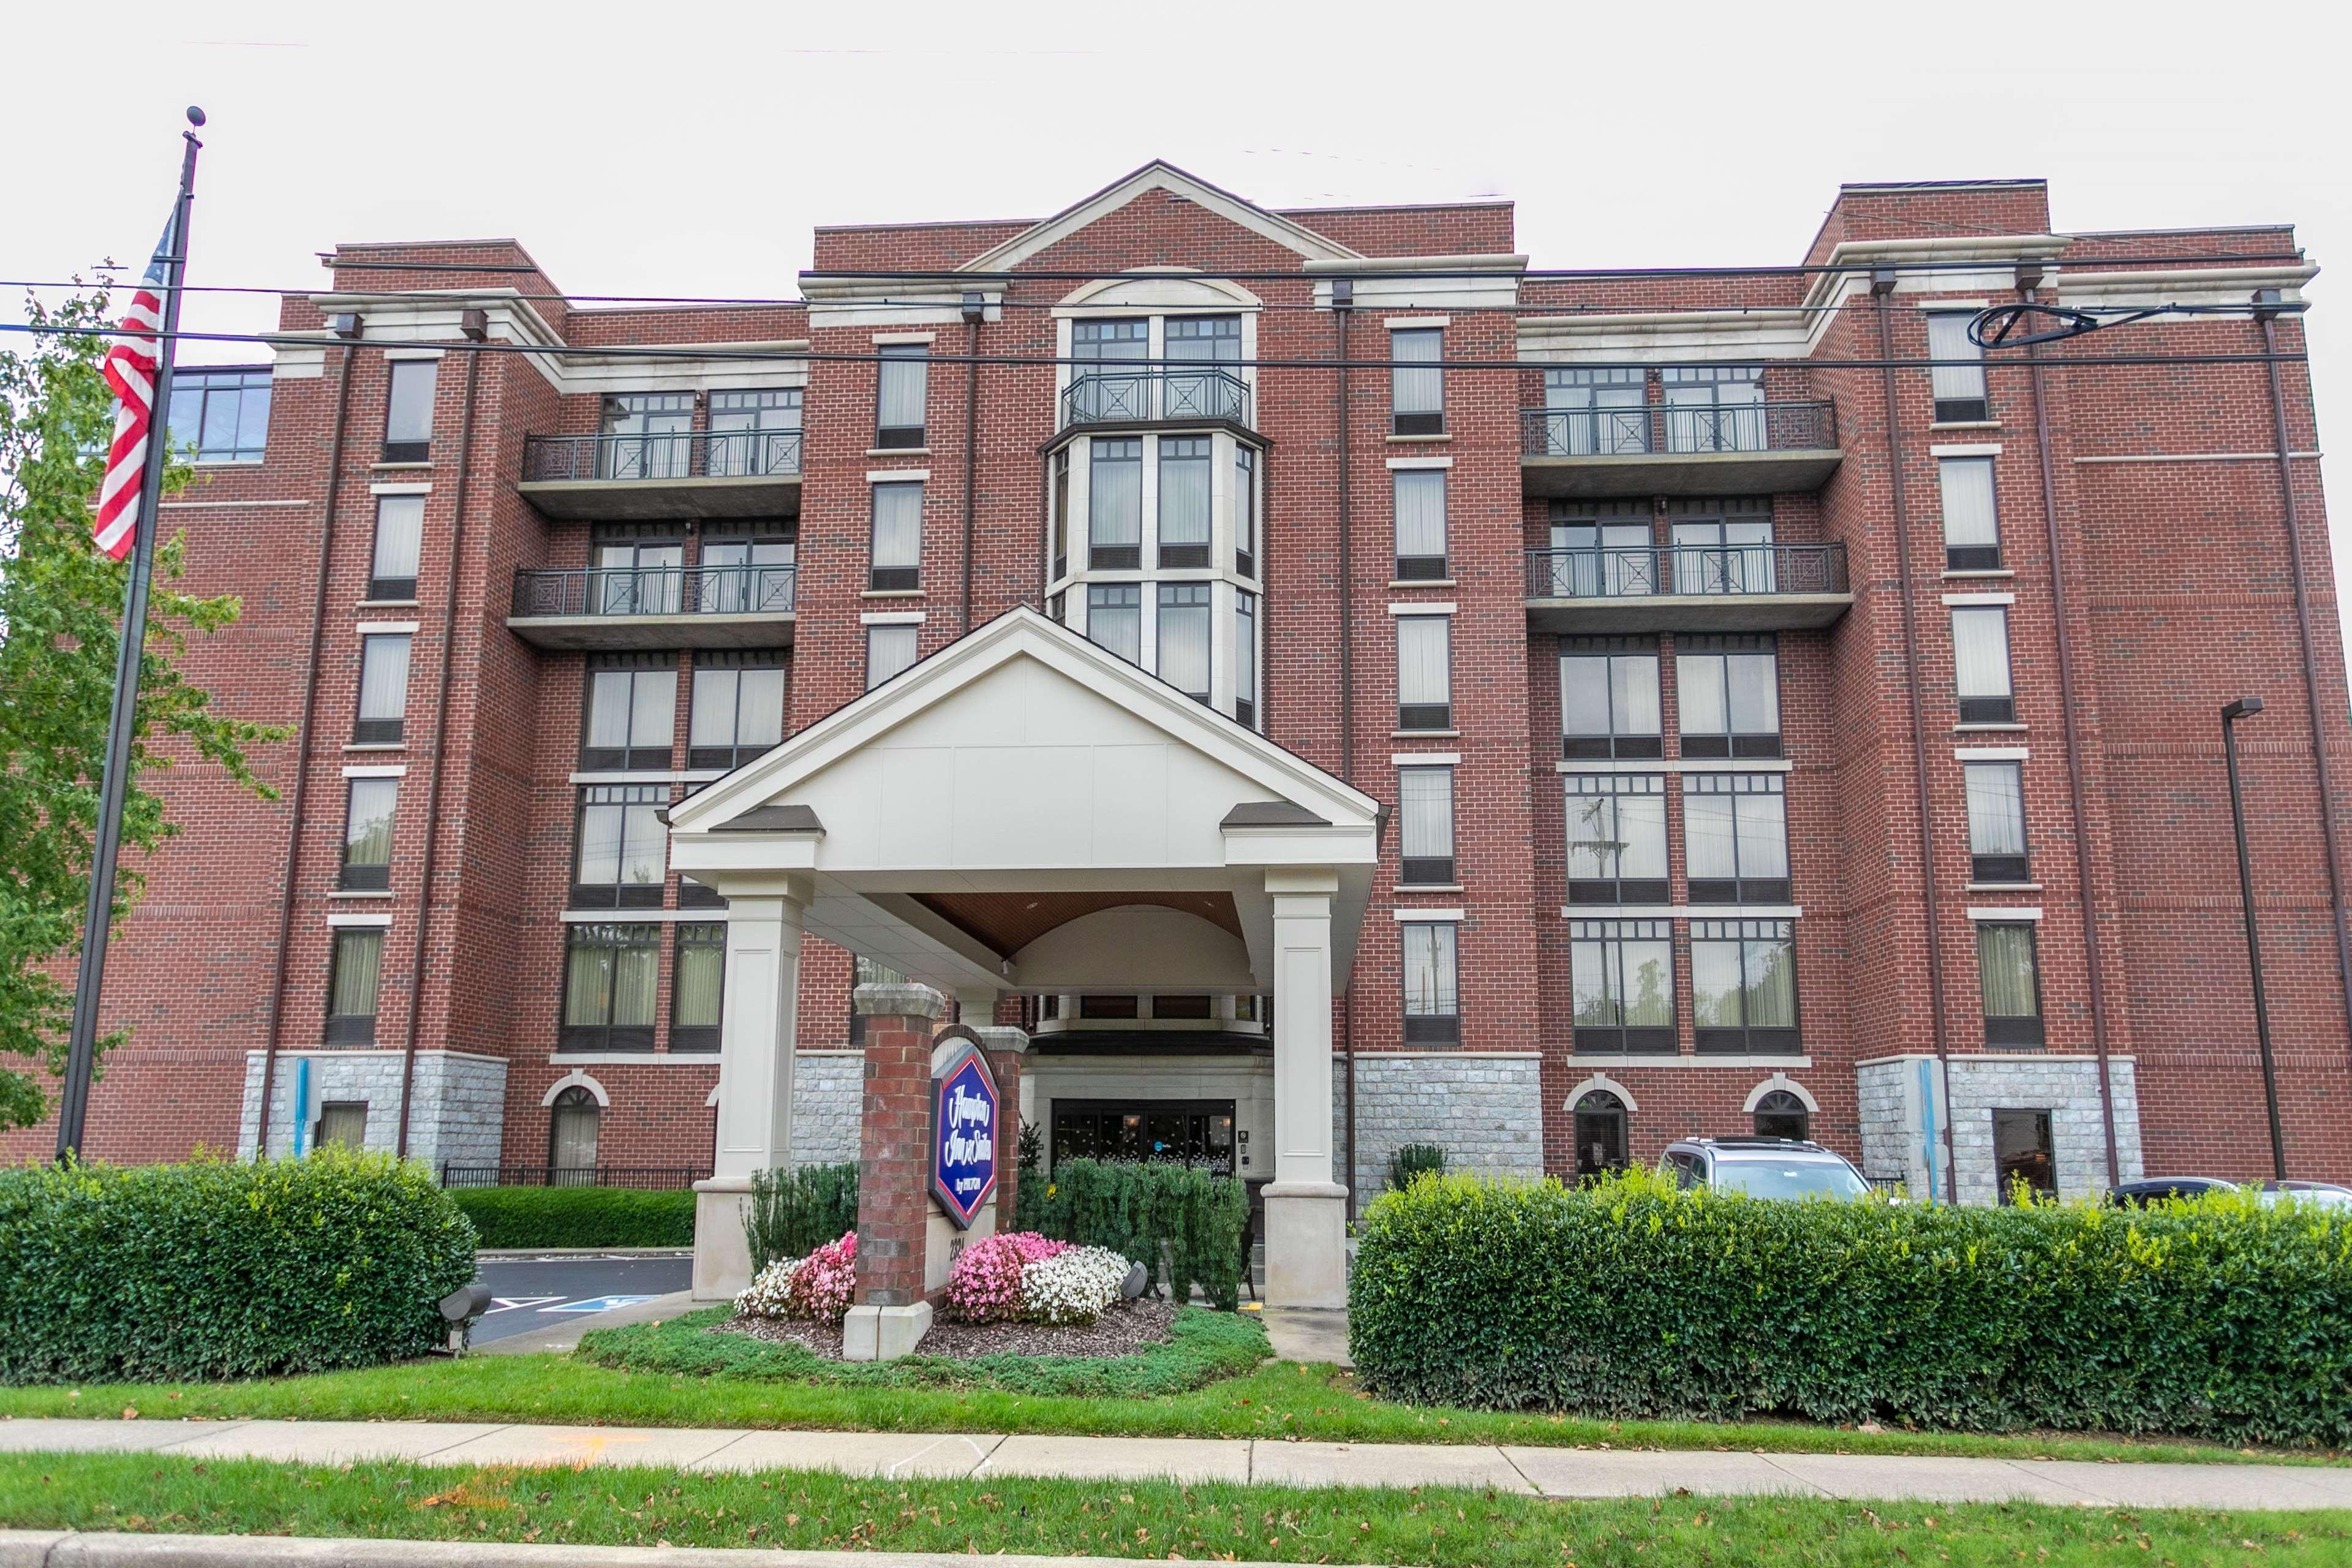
[2,1419,2348,1510]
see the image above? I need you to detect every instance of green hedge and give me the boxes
[743,1163,859,1272]
[0,1150,476,1384]
[448,1185,694,1250]
[1022,1158,1249,1311]
[1351,1170,2352,1446]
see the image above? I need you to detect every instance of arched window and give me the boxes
[1752,1088,1810,1143]
[1572,1090,1628,1179]
[549,1085,601,1186]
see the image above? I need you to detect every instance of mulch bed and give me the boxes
[717,1296,1177,1360]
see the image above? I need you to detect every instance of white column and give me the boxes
[1263,867,1348,1308]
[693,879,809,1300]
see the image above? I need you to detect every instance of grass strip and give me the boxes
[1,1453,2346,1568]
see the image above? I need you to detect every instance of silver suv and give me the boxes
[1662,1137,1874,1200]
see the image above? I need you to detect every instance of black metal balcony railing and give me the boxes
[1521,399,1838,460]
[511,563,797,619]
[1061,366,1251,429]
[522,428,803,483]
[439,1164,711,1191]
[1526,543,1848,600]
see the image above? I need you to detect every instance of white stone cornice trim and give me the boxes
[357,620,419,635]
[1942,592,2015,607]
[341,764,406,778]
[1301,254,1525,275]
[326,911,393,928]
[1930,443,2004,458]
[1966,905,2043,922]
[1386,601,1456,616]
[1385,454,1453,470]
[1744,1071,1819,1114]
[955,161,1363,274]
[1054,270,1264,314]
[368,481,431,496]
[1566,1073,1638,1113]
[1955,746,2029,761]
[860,610,927,625]
[2057,263,2319,310]
[1517,307,1817,363]
[542,1069,610,1107]
[1383,315,1451,329]
[1391,907,1463,922]
[1392,752,1460,766]
[867,469,930,483]
[870,331,937,345]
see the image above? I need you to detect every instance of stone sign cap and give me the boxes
[930,1040,999,1229]
[853,981,949,1020]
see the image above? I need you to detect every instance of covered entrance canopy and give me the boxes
[668,607,1382,1307]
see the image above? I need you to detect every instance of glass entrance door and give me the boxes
[1050,1099,1236,1176]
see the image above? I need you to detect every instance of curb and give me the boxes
[0,1532,1330,1568]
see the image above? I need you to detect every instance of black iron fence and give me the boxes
[1525,542,1848,600]
[522,428,802,483]
[1061,366,1251,429]
[1520,399,1838,459]
[440,1164,711,1190]
[511,563,797,619]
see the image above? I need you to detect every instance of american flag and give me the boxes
[94,215,177,562]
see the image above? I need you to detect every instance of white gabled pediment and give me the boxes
[959,162,1361,275]
[1057,269,1264,315]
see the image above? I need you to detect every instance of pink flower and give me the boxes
[943,1230,1068,1323]
[790,1230,858,1324]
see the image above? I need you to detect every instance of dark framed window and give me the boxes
[1667,496,1774,594]
[1150,993,1214,1020]
[1753,1088,1810,1142]
[1566,774,1668,905]
[325,927,383,1045]
[339,776,397,892]
[1085,584,1140,665]
[1089,437,1142,569]
[1156,582,1211,699]
[1070,318,1150,423]
[1573,1090,1629,1178]
[1660,366,1765,454]
[707,387,801,477]
[875,344,929,448]
[1978,922,2045,1047]
[1676,634,1781,757]
[1396,615,1452,731]
[1050,448,1071,579]
[382,359,437,464]
[316,1101,368,1150]
[696,527,795,615]
[1541,368,1648,456]
[1691,919,1799,1054]
[1234,446,1257,578]
[1393,467,1447,579]
[368,495,423,601]
[1080,994,1140,1020]
[1965,760,2030,883]
[1952,606,2015,723]
[571,785,668,909]
[870,480,924,591]
[1570,919,1675,1054]
[165,366,270,464]
[598,393,692,480]
[689,650,785,770]
[1927,312,1990,423]
[671,922,725,1051]
[1940,456,2001,571]
[1681,774,1791,905]
[1401,921,1460,1044]
[592,524,685,614]
[1390,327,1444,435]
[865,623,919,690]
[1993,1108,2056,1202]
[1398,766,1455,886]
[354,633,411,744]
[1560,636,1662,758]
[1234,588,1258,729]
[581,652,676,771]
[549,1085,601,1174]
[560,922,658,1051]
[1165,314,1242,421]
[1544,500,1655,598]
[1156,436,1212,567]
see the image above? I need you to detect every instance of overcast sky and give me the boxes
[9,1,2346,626]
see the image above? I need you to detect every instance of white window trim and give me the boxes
[383,347,446,361]
[326,911,393,929]
[570,769,725,786]
[358,620,420,635]
[860,610,927,626]
[1743,1072,1820,1114]
[1942,592,2015,606]
[1385,455,1454,470]
[1557,758,1793,775]
[1564,904,1803,921]
[1393,907,1464,922]
[1931,442,2004,458]
[368,481,431,496]
[558,909,729,924]
[870,331,937,346]
[1392,752,1461,766]
[1387,601,1457,616]
[541,1069,611,1107]
[1954,746,2029,761]
[341,764,407,778]
[1967,906,2044,922]
[867,469,930,483]
[1384,315,1451,329]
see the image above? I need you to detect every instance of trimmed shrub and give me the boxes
[1351,1170,2352,1446]
[744,1162,859,1273]
[450,1185,693,1249]
[1024,1159,1248,1311]
[0,1150,476,1384]
[1387,1142,1447,1193]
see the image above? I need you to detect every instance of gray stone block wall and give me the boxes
[1333,1054,1545,1197]
[236,1050,505,1176]
[1856,1054,2143,1205]
[791,1050,863,1166]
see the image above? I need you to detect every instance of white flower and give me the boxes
[734,1256,803,1319]
[1020,1245,1131,1324]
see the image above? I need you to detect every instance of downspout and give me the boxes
[395,326,483,1158]
[962,300,982,634]
[253,325,357,1159]
[1334,284,1359,1219]
[2019,275,2120,1188]
[1873,279,1960,1203]
[2256,301,2352,1066]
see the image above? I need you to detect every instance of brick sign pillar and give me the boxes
[974,1023,1030,1223]
[844,979,947,1360]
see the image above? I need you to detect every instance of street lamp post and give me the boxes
[2220,696,2288,1182]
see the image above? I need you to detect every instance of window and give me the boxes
[707,387,801,477]
[1965,761,2030,883]
[1151,993,1214,1020]
[1401,921,1459,1044]
[1676,635,1781,758]
[1165,314,1242,419]
[1566,774,1668,905]
[315,1101,368,1152]
[1752,1088,1810,1142]
[696,529,795,614]
[1089,438,1142,569]
[1573,1089,1629,1178]
[1992,1108,2055,1202]
[355,633,411,744]
[689,651,785,770]
[1927,313,1989,423]
[598,392,692,480]
[572,785,668,908]
[581,652,676,771]
[325,928,383,1045]
[339,777,397,892]
[1978,922,2045,1046]
[382,359,436,464]
[1080,993,1140,1020]
[1940,456,2000,570]
[560,923,659,1051]
[1234,447,1257,577]
[1393,468,1447,580]
[1559,637,1662,759]
[1660,366,1765,453]
[1071,318,1149,421]
[549,1085,601,1178]
[1545,500,1654,598]
[876,344,929,448]
[671,923,725,1051]
[1156,583,1211,699]
[865,623,919,690]
[1691,919,1799,1054]
[1158,436,1212,567]
[1398,766,1455,886]
[1668,497,1774,595]
[1952,606,2015,723]
[1396,616,1452,730]
[1540,368,1648,456]
[1570,919,1675,1054]
[592,527,685,614]
[1390,328,1444,435]
[1681,774,1791,905]
[1087,584,1141,665]
[1051,449,1071,579]
[1234,589,1258,729]
[165,366,270,464]
[870,480,924,591]
[368,496,423,601]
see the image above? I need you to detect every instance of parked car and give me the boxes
[2256,1179,2352,1211]
[2105,1177,2237,1205]
[1661,1137,1874,1200]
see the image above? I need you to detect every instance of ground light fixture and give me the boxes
[2220,696,2289,1180]
[439,1280,495,1355]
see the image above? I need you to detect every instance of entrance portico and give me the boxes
[669,607,1381,1308]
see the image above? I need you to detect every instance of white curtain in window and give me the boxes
[345,778,398,864]
[1965,763,2026,854]
[1927,314,1987,404]
[1393,470,1447,560]
[1158,440,1211,545]
[1683,790,1738,880]
[1234,450,1256,555]
[1570,938,1615,1026]
[1951,608,2013,696]
[1234,592,1257,707]
[1610,655,1661,736]
[1939,458,1999,548]
[1390,329,1442,416]
[674,935,724,1028]
[1743,935,1798,1027]
[878,350,927,431]
[331,930,383,1019]
[358,635,410,721]
[872,483,924,567]
[551,1101,600,1170]
[738,667,785,747]
[1090,443,1141,546]
[629,668,675,752]
[1690,939,1741,1028]
[385,361,437,443]
[1561,656,1611,738]
[867,624,920,689]
[613,937,659,1027]
[587,669,633,752]
[577,800,622,884]
[564,936,613,1025]
[1978,924,2038,1017]
[1400,768,1453,859]
[1087,589,1142,666]
[1676,656,1728,736]
[1727,651,1781,733]
[372,496,423,581]
[1402,922,1457,1015]
[1623,937,1673,1027]
[621,801,667,886]
[1397,617,1450,706]
[1156,587,1211,696]
[689,668,737,749]
[1735,791,1790,878]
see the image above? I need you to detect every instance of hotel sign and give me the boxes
[930,1038,999,1229]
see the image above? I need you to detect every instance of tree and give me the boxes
[0,282,285,1129]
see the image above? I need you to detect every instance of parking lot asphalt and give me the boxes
[471,1253,694,1343]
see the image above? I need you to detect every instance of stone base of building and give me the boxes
[1335,1052,1545,1197]
[1262,1180,1349,1307]
[787,1050,863,1166]
[236,1049,506,1172]
[692,1178,755,1302]
[1856,1053,2142,1204]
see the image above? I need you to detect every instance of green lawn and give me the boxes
[2,1453,2345,1567]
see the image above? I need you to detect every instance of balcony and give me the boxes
[1061,367,1252,432]
[518,429,802,521]
[1525,543,1850,634]
[508,564,796,650]
[1520,400,1841,499]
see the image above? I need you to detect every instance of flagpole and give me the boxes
[55,108,206,1163]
